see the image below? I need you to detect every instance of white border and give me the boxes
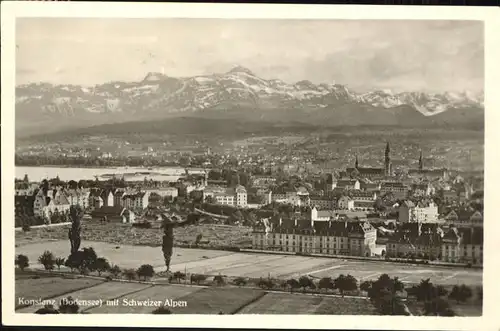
[2,2,500,330]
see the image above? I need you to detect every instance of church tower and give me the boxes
[384,142,392,176]
[419,150,424,171]
[355,154,359,169]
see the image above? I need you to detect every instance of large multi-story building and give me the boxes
[380,182,409,199]
[385,223,443,259]
[398,200,439,223]
[252,217,377,257]
[214,185,248,207]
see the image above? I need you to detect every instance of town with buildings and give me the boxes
[15,142,484,266]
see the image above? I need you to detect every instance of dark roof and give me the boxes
[91,206,125,217]
[460,227,483,245]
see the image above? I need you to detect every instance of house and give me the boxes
[411,183,434,197]
[100,189,114,207]
[66,189,90,210]
[121,209,136,224]
[252,176,276,188]
[336,180,360,191]
[386,223,442,259]
[33,190,49,218]
[325,173,337,191]
[461,227,483,265]
[203,186,226,201]
[122,191,150,210]
[337,195,354,211]
[145,187,179,198]
[444,209,483,227]
[360,181,381,192]
[235,185,248,207]
[310,206,338,222]
[441,227,462,263]
[43,192,71,222]
[88,189,104,211]
[442,189,460,205]
[215,192,235,206]
[351,190,377,202]
[309,196,335,210]
[91,206,126,222]
[380,182,409,199]
[398,200,438,223]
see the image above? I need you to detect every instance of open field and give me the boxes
[17,281,151,313]
[15,222,252,248]
[170,287,266,314]
[237,292,379,315]
[15,274,104,309]
[87,284,202,314]
[16,240,482,286]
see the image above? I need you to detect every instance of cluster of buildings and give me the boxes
[251,143,484,266]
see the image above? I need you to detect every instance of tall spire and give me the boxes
[355,154,359,169]
[419,150,423,171]
[384,142,391,177]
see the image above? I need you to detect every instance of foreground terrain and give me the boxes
[15,240,482,286]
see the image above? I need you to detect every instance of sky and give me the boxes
[16,18,484,93]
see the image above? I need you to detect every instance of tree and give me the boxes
[233,277,247,287]
[360,280,373,293]
[38,250,56,271]
[424,298,455,316]
[368,274,406,315]
[152,306,172,314]
[286,278,300,293]
[123,268,137,281]
[213,275,226,286]
[195,234,203,246]
[68,206,82,255]
[15,254,29,271]
[137,264,155,280]
[257,278,274,289]
[55,257,65,270]
[172,271,186,283]
[190,274,207,285]
[78,247,98,273]
[298,276,314,292]
[449,285,472,304]
[95,257,111,276]
[318,277,334,292]
[334,274,358,297]
[58,296,79,314]
[109,265,121,278]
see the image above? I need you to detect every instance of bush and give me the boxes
[233,277,247,286]
[22,224,31,232]
[123,268,137,281]
[55,257,65,270]
[15,254,29,271]
[190,274,207,285]
[213,275,226,286]
[109,265,121,278]
[95,257,111,276]
[137,264,155,280]
[38,251,56,271]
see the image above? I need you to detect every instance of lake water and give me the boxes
[16,166,206,182]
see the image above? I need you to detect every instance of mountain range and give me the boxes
[15,66,484,137]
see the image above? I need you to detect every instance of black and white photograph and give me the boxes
[2,2,499,329]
